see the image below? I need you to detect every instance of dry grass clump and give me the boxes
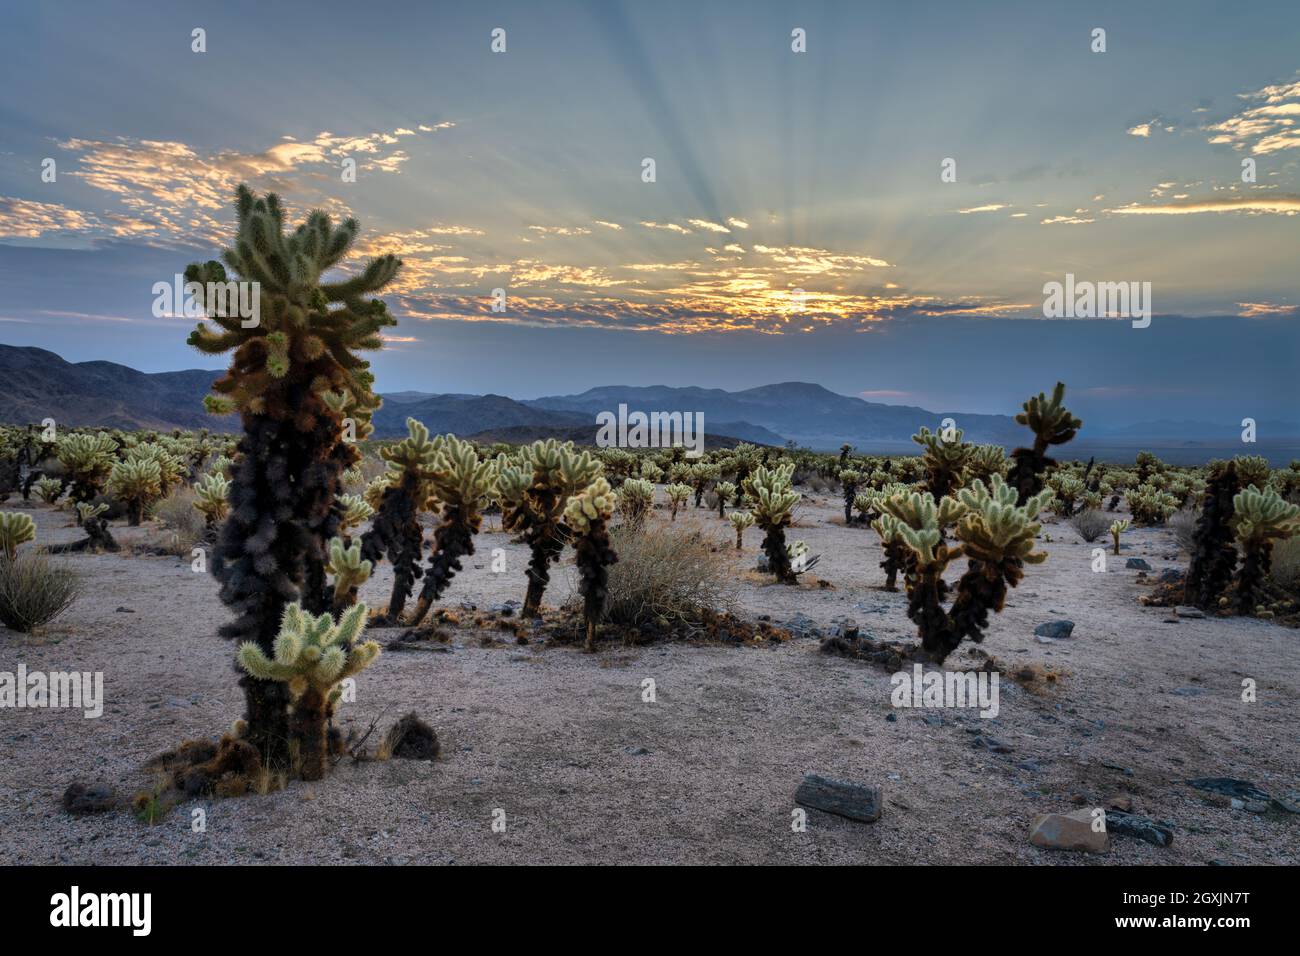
[1269,535,1300,595]
[600,519,735,630]
[0,551,81,632]
[1168,507,1198,554]
[1069,508,1110,543]
[151,485,205,555]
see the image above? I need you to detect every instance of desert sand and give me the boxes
[1,492,1296,865]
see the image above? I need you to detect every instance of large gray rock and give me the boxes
[1029,808,1110,852]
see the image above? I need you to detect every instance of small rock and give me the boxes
[885,712,897,723]
[624,746,650,756]
[972,736,1014,754]
[63,781,117,815]
[1171,686,1207,697]
[114,606,135,613]
[1029,808,1110,852]
[1106,810,1175,847]
[1157,568,1185,584]
[794,774,882,823]
[1033,620,1074,640]
[1125,558,1152,570]
[1175,606,1205,619]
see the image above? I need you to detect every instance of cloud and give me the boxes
[593,220,623,230]
[1206,75,1300,153]
[726,217,749,229]
[1127,122,1153,138]
[527,225,592,237]
[1040,215,1094,225]
[1106,195,1300,216]
[640,220,692,234]
[0,196,100,238]
[958,203,1007,214]
[1237,301,1299,318]
[687,218,731,233]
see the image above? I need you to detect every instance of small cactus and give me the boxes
[1232,484,1300,615]
[0,511,36,560]
[107,457,162,526]
[617,478,655,527]
[236,602,380,781]
[1109,519,1129,556]
[663,482,691,520]
[713,481,737,518]
[565,476,619,651]
[746,462,800,583]
[728,510,755,549]
[325,536,372,613]
[192,471,231,528]
[33,477,63,505]
[337,493,374,533]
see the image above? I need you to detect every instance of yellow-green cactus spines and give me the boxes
[0,511,36,560]
[565,477,619,651]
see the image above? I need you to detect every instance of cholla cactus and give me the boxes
[640,460,664,483]
[839,469,863,524]
[1109,519,1129,556]
[193,472,231,528]
[1127,483,1178,525]
[186,185,398,762]
[33,477,63,505]
[57,432,118,506]
[0,511,36,560]
[337,493,373,534]
[713,481,737,518]
[912,427,973,499]
[965,444,1008,485]
[1232,485,1300,615]
[325,536,371,614]
[236,602,380,780]
[1046,472,1084,517]
[746,462,800,583]
[107,457,162,526]
[880,475,1053,660]
[126,443,185,497]
[565,476,619,651]
[408,435,497,626]
[617,477,655,527]
[360,418,438,624]
[689,461,719,508]
[1186,459,1237,610]
[76,502,108,524]
[728,510,754,549]
[663,482,691,520]
[499,439,602,617]
[1006,383,1081,504]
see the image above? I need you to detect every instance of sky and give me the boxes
[0,0,1297,426]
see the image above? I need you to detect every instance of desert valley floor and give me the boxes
[1,492,1297,865]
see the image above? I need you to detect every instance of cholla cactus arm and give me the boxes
[76,502,108,523]
[0,511,36,559]
[337,493,374,533]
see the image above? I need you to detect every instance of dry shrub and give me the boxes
[0,551,81,632]
[152,486,204,555]
[1270,535,1300,595]
[1168,507,1198,554]
[1070,508,1110,542]
[600,519,735,629]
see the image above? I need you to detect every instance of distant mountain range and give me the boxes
[2,345,1296,457]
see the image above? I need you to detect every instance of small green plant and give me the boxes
[0,551,81,632]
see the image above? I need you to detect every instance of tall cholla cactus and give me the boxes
[193,472,231,529]
[565,476,619,651]
[107,457,162,526]
[325,536,372,615]
[1109,519,1129,556]
[57,432,118,507]
[127,443,185,498]
[236,602,380,781]
[912,427,972,499]
[664,482,691,520]
[186,184,398,763]
[689,461,719,508]
[1232,485,1300,615]
[408,435,496,626]
[1006,383,1081,505]
[0,511,36,560]
[746,462,800,583]
[728,510,754,549]
[1185,460,1238,610]
[360,418,437,624]
[498,439,603,617]
[879,475,1053,660]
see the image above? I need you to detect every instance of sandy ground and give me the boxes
[1,492,1297,865]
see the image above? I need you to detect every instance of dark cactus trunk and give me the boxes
[1234,543,1270,616]
[359,477,425,624]
[408,504,479,626]
[574,521,617,651]
[126,499,144,526]
[288,687,330,782]
[762,525,797,584]
[1186,462,1238,612]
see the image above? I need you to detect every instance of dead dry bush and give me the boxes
[1070,508,1110,542]
[151,486,205,555]
[0,551,82,632]
[1168,507,1198,553]
[598,518,736,630]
